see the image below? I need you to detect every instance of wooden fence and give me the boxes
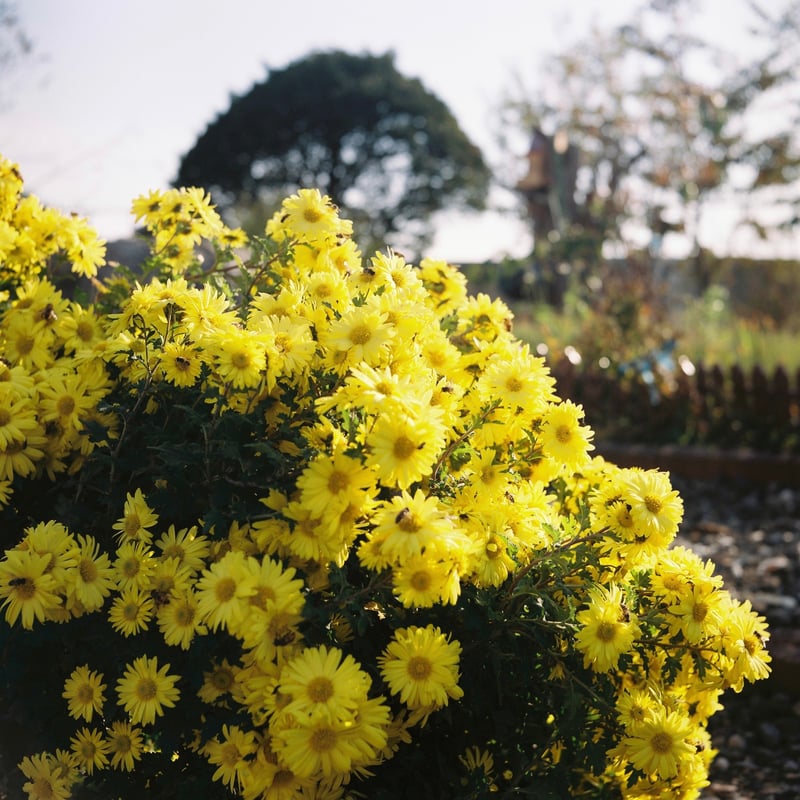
[549,359,800,455]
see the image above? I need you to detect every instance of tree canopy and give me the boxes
[176,50,491,255]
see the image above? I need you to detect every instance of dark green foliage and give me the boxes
[176,50,491,256]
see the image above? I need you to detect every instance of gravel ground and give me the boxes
[671,476,800,800]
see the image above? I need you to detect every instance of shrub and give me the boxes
[0,154,771,800]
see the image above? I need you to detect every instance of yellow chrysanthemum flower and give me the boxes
[198,659,239,706]
[272,711,365,779]
[62,664,106,722]
[277,645,371,721]
[369,489,461,563]
[324,304,394,368]
[623,469,684,542]
[392,552,461,608]
[116,655,180,726]
[0,425,47,480]
[112,488,159,544]
[720,598,772,690]
[575,584,640,672]
[668,583,725,644]
[112,541,155,591]
[154,525,210,575]
[159,340,204,387]
[418,257,468,314]
[210,327,270,390]
[203,724,258,791]
[539,400,595,470]
[70,726,110,775]
[366,410,447,490]
[64,534,114,614]
[479,346,557,414]
[272,188,352,245]
[0,393,39,449]
[18,752,74,800]
[196,550,257,633]
[295,450,377,519]
[106,720,144,772]
[108,586,154,636]
[157,588,206,649]
[619,707,696,779]
[21,520,78,590]
[0,549,62,628]
[378,625,464,710]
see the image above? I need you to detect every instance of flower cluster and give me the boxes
[0,155,770,800]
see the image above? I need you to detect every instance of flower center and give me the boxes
[79,558,98,583]
[692,602,708,622]
[327,470,349,493]
[175,603,195,625]
[315,283,332,298]
[407,656,432,681]
[231,351,251,369]
[77,321,95,341]
[162,544,184,561]
[310,726,336,753]
[77,685,95,703]
[506,376,523,393]
[307,677,335,703]
[251,585,275,609]
[0,409,10,426]
[16,335,34,355]
[79,740,97,758]
[215,577,237,602]
[273,770,295,787]
[57,396,76,417]
[31,778,56,800]
[614,504,634,528]
[650,732,673,754]
[393,435,417,460]
[212,669,234,691]
[410,571,431,591]
[124,514,141,537]
[662,575,681,591]
[220,742,240,767]
[349,324,372,346]
[596,622,618,642]
[136,678,157,701]
[555,425,572,443]
[396,510,420,533]
[121,558,140,578]
[486,538,502,560]
[303,208,322,224]
[644,495,663,514]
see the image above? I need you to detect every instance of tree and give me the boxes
[500,0,800,289]
[0,1,33,112]
[176,50,491,256]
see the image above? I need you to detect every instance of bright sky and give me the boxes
[1,0,790,261]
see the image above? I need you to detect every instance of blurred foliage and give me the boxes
[499,0,800,293]
[460,251,800,452]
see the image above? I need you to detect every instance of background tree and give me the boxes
[0,1,33,112]
[499,0,800,291]
[176,50,491,256]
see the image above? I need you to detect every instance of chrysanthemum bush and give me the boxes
[0,152,771,800]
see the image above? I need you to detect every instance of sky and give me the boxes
[1,0,792,261]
